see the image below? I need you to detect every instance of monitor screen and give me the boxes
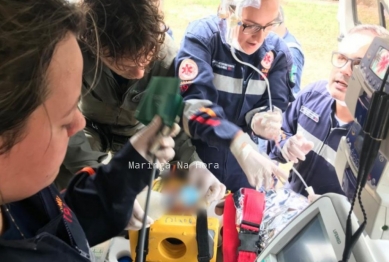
[370,47,389,80]
[276,215,338,262]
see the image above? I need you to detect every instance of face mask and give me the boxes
[219,0,261,54]
[326,84,347,107]
[226,12,245,52]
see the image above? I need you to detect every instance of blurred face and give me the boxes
[328,32,376,101]
[102,53,153,80]
[238,2,280,55]
[0,33,85,203]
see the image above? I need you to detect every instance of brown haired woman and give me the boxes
[0,0,176,260]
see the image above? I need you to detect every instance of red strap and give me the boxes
[238,189,266,262]
[222,190,266,262]
[238,251,258,262]
[240,188,265,232]
[222,194,239,262]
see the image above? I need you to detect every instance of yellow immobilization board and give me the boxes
[129,215,220,262]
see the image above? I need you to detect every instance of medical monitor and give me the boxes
[256,194,373,262]
[360,36,389,93]
[276,215,337,262]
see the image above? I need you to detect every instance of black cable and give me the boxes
[357,188,368,224]
[340,185,361,262]
[136,155,158,262]
[340,63,389,262]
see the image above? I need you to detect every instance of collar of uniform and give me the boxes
[330,100,354,129]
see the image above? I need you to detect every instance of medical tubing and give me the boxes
[136,123,174,262]
[230,46,312,191]
[136,155,158,262]
[230,46,273,111]
[275,144,309,189]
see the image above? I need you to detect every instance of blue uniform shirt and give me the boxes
[0,142,156,261]
[283,30,304,96]
[175,15,294,192]
[268,81,351,196]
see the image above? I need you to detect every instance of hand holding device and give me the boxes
[230,132,288,190]
[251,107,283,141]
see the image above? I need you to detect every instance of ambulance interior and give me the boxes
[90,1,389,262]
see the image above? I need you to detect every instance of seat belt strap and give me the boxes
[222,194,239,262]
[196,209,210,262]
[237,188,266,262]
[135,228,150,262]
[240,188,264,231]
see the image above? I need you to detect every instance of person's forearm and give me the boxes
[64,142,155,246]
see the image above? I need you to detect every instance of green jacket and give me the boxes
[62,34,201,175]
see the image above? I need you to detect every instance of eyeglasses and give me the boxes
[239,21,283,35]
[331,52,362,70]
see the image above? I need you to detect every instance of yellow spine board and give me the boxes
[129,215,220,262]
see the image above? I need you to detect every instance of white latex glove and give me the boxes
[281,133,314,164]
[125,198,154,231]
[230,132,288,190]
[188,161,226,203]
[251,107,282,141]
[130,116,180,164]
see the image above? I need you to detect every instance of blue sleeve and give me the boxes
[246,48,294,133]
[290,47,305,96]
[176,21,241,147]
[63,142,155,246]
[267,92,306,163]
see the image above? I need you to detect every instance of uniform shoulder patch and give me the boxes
[261,51,275,70]
[179,58,199,81]
[289,64,297,84]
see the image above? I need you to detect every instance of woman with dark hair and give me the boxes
[0,0,176,260]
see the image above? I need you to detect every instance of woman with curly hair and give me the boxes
[57,0,225,231]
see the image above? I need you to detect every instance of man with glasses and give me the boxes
[268,24,389,196]
[174,0,293,192]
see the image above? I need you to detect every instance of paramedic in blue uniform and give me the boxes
[258,6,305,153]
[0,1,177,260]
[273,7,304,96]
[268,24,389,196]
[176,0,293,192]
